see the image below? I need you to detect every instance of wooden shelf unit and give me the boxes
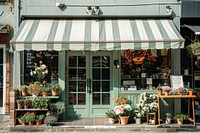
[157,95,196,125]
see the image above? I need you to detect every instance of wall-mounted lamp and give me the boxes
[55,2,66,8]
[114,60,120,69]
[85,6,100,15]
[166,5,172,14]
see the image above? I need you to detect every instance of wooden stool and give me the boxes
[146,112,156,125]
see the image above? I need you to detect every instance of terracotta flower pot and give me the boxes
[120,116,129,125]
[165,90,170,96]
[17,104,23,109]
[36,120,42,125]
[42,92,49,96]
[22,91,28,96]
[177,119,183,125]
[28,121,34,125]
[52,90,59,96]
[157,90,162,96]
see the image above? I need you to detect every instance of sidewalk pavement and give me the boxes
[1,115,200,133]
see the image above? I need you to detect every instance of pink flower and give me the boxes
[162,86,172,91]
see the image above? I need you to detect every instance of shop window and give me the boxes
[24,51,58,84]
[121,49,171,90]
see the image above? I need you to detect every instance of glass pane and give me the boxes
[78,81,86,92]
[102,81,110,92]
[93,81,100,92]
[102,56,110,67]
[92,56,100,67]
[102,93,110,105]
[78,56,86,67]
[0,49,3,107]
[69,81,76,92]
[69,56,77,67]
[69,93,76,105]
[78,69,86,80]
[69,69,77,80]
[93,93,100,105]
[93,69,100,79]
[102,69,110,79]
[78,93,86,105]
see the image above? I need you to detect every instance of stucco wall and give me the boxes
[20,0,181,18]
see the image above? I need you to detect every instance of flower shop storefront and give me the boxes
[10,19,184,118]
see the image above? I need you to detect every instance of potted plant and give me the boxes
[165,113,171,124]
[20,114,28,125]
[187,88,193,96]
[174,113,188,124]
[16,99,24,109]
[114,104,132,125]
[50,83,61,96]
[186,42,200,57]
[44,116,57,126]
[35,114,45,125]
[156,84,163,96]
[49,101,65,118]
[28,82,42,97]
[41,86,51,96]
[105,110,118,124]
[162,86,172,96]
[26,112,36,125]
[18,85,30,96]
[23,99,30,109]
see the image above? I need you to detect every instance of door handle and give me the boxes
[87,78,91,94]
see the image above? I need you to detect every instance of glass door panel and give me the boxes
[68,56,86,105]
[91,56,110,105]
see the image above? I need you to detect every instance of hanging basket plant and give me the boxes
[186,42,200,57]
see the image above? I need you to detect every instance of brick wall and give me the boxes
[0,32,11,114]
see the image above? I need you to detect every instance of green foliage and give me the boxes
[41,86,51,93]
[23,99,30,106]
[174,114,188,121]
[16,99,24,104]
[26,113,35,122]
[44,116,57,126]
[20,114,27,123]
[105,110,118,119]
[186,42,200,57]
[32,97,50,109]
[166,113,171,118]
[49,101,65,116]
[18,85,30,92]
[36,114,45,120]
[49,83,61,91]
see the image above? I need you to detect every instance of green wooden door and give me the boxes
[67,51,113,118]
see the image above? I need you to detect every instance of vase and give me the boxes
[108,118,115,124]
[135,118,141,124]
[120,116,129,125]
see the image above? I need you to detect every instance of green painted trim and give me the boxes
[58,51,66,117]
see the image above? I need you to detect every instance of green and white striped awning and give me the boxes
[10,19,184,51]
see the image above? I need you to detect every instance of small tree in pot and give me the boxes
[174,113,188,124]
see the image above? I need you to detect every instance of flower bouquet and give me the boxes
[30,60,48,82]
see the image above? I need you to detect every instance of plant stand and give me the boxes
[146,112,156,125]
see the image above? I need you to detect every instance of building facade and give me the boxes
[0,0,14,114]
[11,0,184,118]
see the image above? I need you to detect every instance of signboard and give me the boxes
[170,75,184,89]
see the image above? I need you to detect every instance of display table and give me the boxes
[158,95,196,125]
